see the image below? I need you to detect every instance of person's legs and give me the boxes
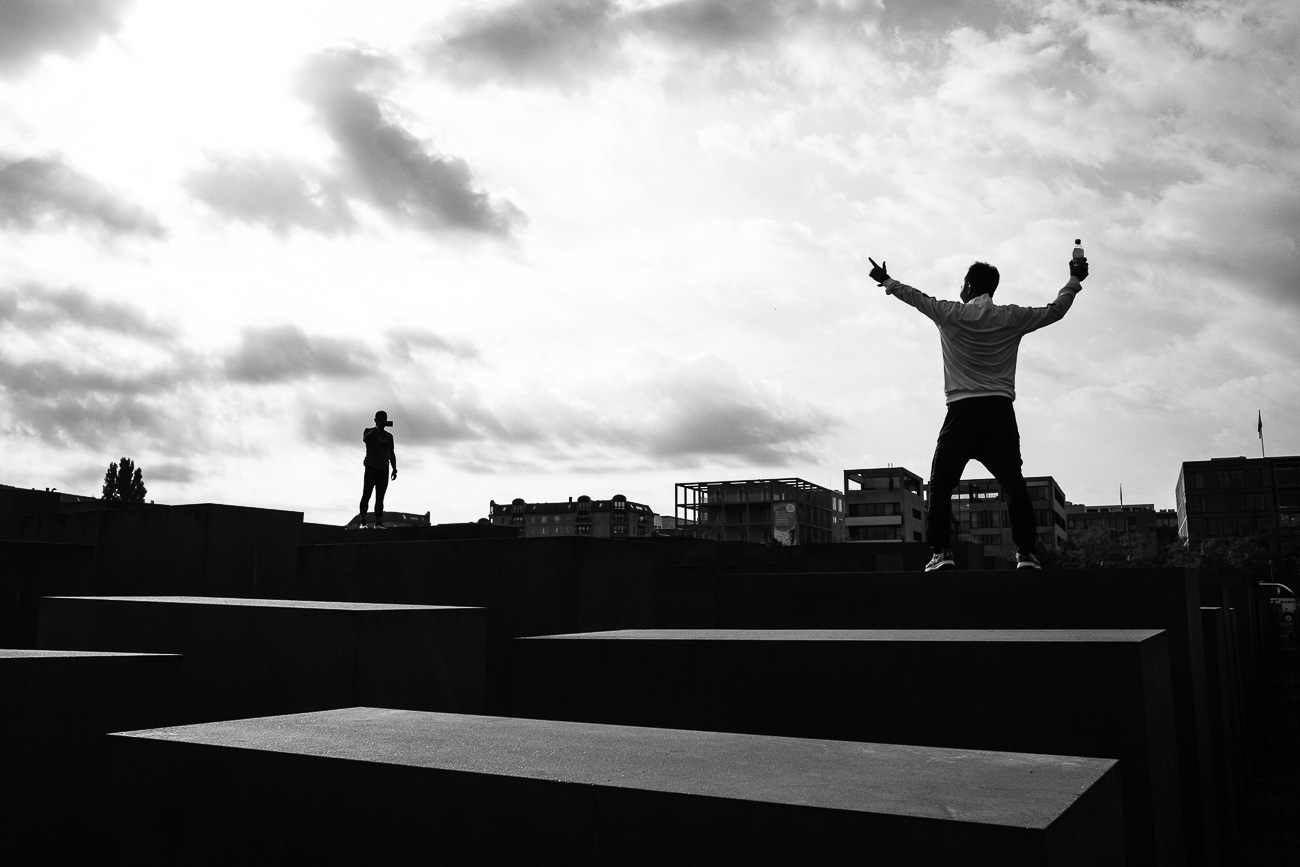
[927,401,975,551]
[373,475,389,526]
[975,399,1038,554]
[359,474,376,523]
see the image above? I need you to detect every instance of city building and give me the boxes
[487,494,655,539]
[674,478,844,545]
[1175,455,1300,555]
[942,476,1068,558]
[842,467,927,543]
[1064,502,1180,559]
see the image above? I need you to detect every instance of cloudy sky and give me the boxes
[1,0,1297,525]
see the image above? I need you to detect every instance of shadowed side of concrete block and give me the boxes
[295,535,657,714]
[514,628,1180,867]
[0,650,183,860]
[18,503,303,597]
[0,540,95,647]
[36,596,485,722]
[106,708,1124,866]
[655,566,1217,867]
[1201,607,1249,856]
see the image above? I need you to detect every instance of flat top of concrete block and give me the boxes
[1,649,180,660]
[524,628,1165,643]
[115,707,1115,829]
[43,596,473,613]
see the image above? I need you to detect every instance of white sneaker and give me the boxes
[1015,551,1043,570]
[924,549,956,572]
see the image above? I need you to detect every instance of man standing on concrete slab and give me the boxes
[359,410,398,528]
[869,254,1088,571]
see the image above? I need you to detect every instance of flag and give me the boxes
[1258,410,1263,439]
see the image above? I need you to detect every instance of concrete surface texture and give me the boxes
[652,565,1220,865]
[296,535,659,713]
[17,503,305,597]
[1,492,1282,864]
[37,595,487,721]
[0,540,95,647]
[513,627,1182,866]
[1,649,184,860]
[109,707,1124,866]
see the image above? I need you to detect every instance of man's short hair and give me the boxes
[965,262,1000,297]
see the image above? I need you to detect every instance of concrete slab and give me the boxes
[37,596,486,722]
[654,566,1218,866]
[1,649,183,861]
[19,503,304,597]
[294,535,658,713]
[1202,608,1247,852]
[0,540,95,647]
[514,628,1180,866]
[107,707,1124,865]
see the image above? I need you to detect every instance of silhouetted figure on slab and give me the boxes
[359,410,398,528]
[868,253,1089,571]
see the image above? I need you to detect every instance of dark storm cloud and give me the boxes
[427,0,622,84]
[303,396,537,448]
[186,155,355,235]
[0,155,165,237]
[224,325,377,383]
[1,387,169,450]
[0,354,195,452]
[635,381,835,464]
[0,0,133,77]
[142,461,196,484]
[634,0,815,46]
[0,355,186,399]
[422,0,1031,85]
[0,282,197,449]
[295,47,525,236]
[385,328,482,363]
[0,282,171,339]
[423,0,895,82]
[875,0,1028,37]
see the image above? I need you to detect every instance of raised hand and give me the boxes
[868,257,890,285]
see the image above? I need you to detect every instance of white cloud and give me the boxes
[2,0,1298,523]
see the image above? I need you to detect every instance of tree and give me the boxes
[1056,527,1164,570]
[1162,534,1273,578]
[102,456,147,504]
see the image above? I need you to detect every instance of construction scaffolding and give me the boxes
[674,477,843,545]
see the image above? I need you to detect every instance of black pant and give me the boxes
[926,396,1037,553]
[360,464,389,523]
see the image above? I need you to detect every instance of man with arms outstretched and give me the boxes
[869,254,1088,570]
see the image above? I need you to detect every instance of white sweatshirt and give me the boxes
[884,277,1082,404]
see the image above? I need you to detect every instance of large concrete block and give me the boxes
[0,650,183,860]
[107,707,1124,866]
[1204,580,1268,770]
[656,566,1218,866]
[19,503,303,597]
[1202,607,1247,852]
[0,540,95,647]
[514,627,1180,867]
[38,596,486,722]
[295,535,657,713]
[0,485,59,539]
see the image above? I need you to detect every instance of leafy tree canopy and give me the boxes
[102,456,147,504]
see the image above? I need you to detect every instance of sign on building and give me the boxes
[773,502,798,545]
